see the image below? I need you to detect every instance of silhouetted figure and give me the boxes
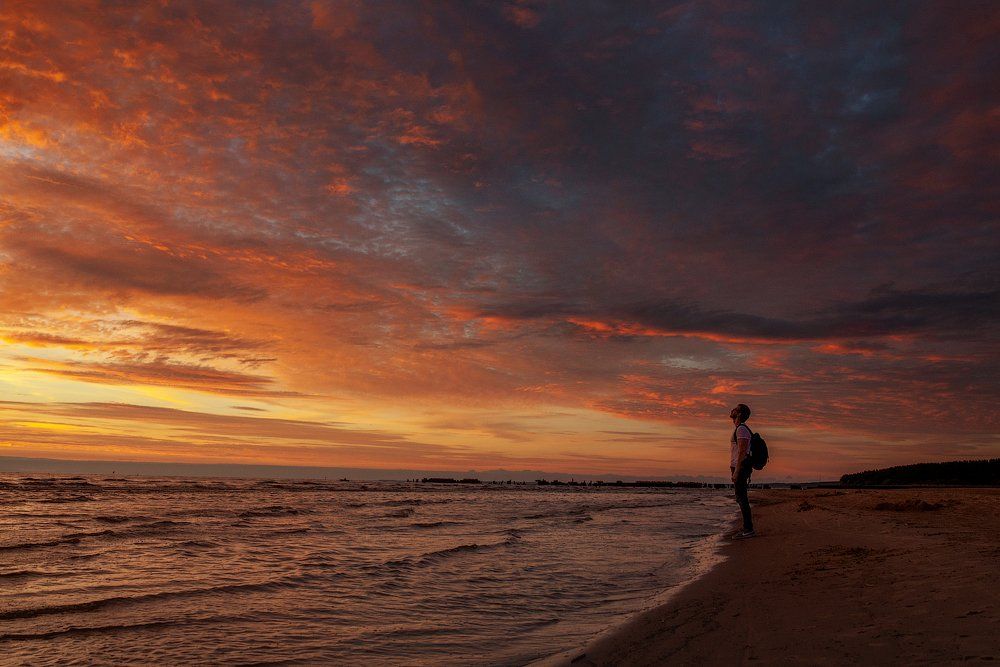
[730,404,755,538]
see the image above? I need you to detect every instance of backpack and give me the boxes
[735,425,769,470]
[749,432,768,470]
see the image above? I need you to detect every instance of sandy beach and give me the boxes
[544,488,999,665]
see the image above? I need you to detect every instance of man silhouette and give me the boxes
[730,404,755,538]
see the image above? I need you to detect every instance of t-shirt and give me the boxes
[730,424,752,468]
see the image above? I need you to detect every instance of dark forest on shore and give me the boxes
[840,459,1000,486]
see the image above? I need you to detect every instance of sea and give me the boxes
[0,474,734,666]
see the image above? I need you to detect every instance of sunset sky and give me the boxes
[1,1,996,480]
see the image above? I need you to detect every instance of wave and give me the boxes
[253,480,333,492]
[1,519,193,553]
[3,512,89,521]
[94,515,151,524]
[0,569,69,579]
[0,517,196,552]
[238,505,305,518]
[68,550,109,561]
[384,508,415,518]
[0,579,299,621]
[377,499,423,507]
[62,529,118,540]
[177,539,219,548]
[133,519,189,530]
[38,495,96,503]
[62,520,190,542]
[0,619,178,642]
[0,536,81,552]
[421,543,484,559]
[408,520,463,529]
[520,500,679,522]
[265,527,310,535]
[381,537,516,571]
[21,478,97,486]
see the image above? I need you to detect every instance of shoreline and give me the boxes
[537,488,999,665]
[530,501,735,667]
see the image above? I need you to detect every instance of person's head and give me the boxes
[730,404,751,424]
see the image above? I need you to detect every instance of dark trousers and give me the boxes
[733,461,754,531]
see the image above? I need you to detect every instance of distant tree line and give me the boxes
[840,459,1000,486]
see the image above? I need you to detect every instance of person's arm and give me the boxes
[736,428,751,469]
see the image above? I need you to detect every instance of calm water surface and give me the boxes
[0,474,732,665]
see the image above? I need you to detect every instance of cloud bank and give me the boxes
[0,1,996,478]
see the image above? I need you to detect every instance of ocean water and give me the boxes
[0,474,732,666]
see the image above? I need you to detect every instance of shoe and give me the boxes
[732,530,756,539]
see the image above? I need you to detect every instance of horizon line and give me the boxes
[0,454,821,484]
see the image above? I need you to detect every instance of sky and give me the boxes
[0,1,997,480]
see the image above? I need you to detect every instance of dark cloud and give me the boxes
[11,237,265,301]
[119,321,267,354]
[827,286,1000,339]
[1,332,96,347]
[472,285,1000,342]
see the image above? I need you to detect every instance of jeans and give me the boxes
[733,460,754,531]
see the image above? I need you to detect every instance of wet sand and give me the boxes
[543,488,999,665]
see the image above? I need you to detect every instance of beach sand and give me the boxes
[541,488,999,665]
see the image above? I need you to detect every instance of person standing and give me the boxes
[730,404,755,538]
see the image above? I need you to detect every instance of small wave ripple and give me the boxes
[0,579,300,621]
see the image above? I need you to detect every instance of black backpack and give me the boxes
[735,425,769,470]
[749,432,768,470]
